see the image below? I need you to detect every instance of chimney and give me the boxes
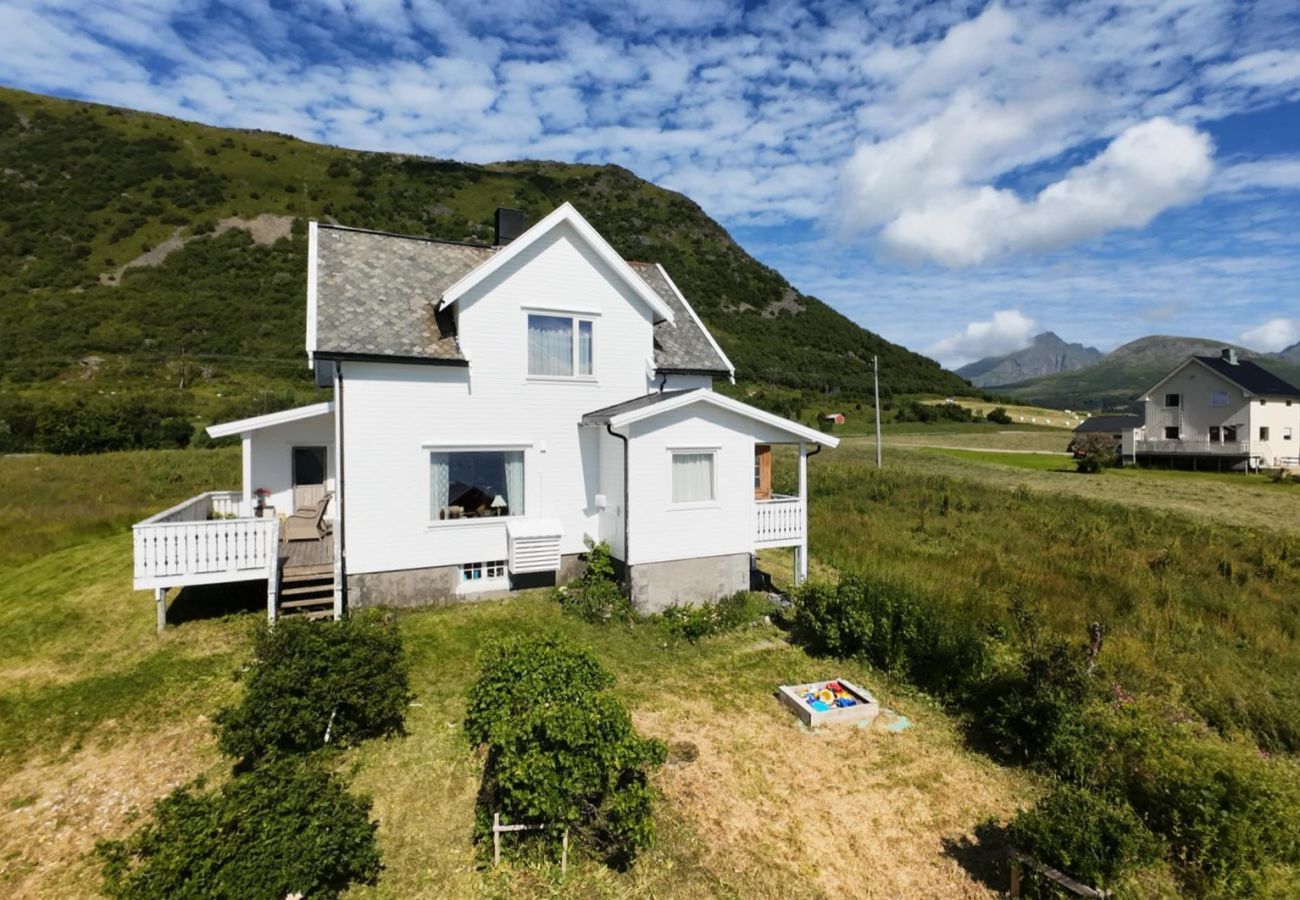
[1221,347,1238,365]
[494,208,525,246]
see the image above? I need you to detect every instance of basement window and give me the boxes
[461,560,507,583]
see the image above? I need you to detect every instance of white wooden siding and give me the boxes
[341,224,661,575]
[247,414,336,518]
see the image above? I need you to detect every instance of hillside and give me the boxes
[998,335,1300,409]
[0,86,971,451]
[955,331,1101,387]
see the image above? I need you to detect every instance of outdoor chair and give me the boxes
[284,491,333,542]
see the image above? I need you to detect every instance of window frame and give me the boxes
[1260,426,1271,441]
[424,443,530,528]
[1209,391,1229,408]
[457,559,509,593]
[668,446,719,509]
[524,309,599,382]
[1163,426,1180,440]
[1284,427,1294,441]
[1163,392,1182,409]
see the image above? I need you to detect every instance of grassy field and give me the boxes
[6,442,1300,896]
[0,450,1032,899]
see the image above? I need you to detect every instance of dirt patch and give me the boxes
[0,719,218,899]
[99,214,293,285]
[636,699,1027,898]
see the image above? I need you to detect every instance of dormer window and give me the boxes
[527,313,594,379]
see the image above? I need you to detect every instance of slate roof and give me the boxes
[1074,413,1143,434]
[627,261,732,374]
[581,390,699,425]
[314,225,491,363]
[312,225,732,374]
[1193,356,1300,398]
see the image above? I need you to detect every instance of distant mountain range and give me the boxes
[955,332,1102,387]
[984,335,1300,410]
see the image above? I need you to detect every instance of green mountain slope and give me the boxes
[997,335,1300,410]
[0,86,969,450]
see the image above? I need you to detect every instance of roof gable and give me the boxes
[439,202,675,325]
[1141,356,1300,400]
[207,401,334,438]
[582,389,838,447]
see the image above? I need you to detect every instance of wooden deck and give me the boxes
[280,532,335,574]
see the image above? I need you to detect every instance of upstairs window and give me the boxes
[1261,427,1271,441]
[527,313,594,378]
[1209,391,1229,407]
[1285,428,1294,441]
[1164,393,1181,408]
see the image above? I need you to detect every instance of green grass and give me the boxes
[0,447,240,568]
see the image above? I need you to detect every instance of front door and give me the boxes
[754,444,772,500]
[292,446,327,512]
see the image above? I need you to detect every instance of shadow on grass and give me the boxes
[168,580,267,625]
[941,817,1010,894]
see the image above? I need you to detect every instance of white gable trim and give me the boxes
[438,202,675,325]
[1139,357,1244,401]
[207,401,335,439]
[607,390,838,447]
[655,262,735,382]
[306,220,319,366]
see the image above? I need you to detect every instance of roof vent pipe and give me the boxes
[494,208,526,246]
[1221,347,1238,365]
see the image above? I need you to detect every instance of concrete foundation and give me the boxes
[347,553,583,610]
[627,552,751,614]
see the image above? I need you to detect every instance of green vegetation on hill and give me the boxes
[0,86,971,452]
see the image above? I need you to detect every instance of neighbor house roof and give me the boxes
[309,215,731,375]
[1073,413,1143,434]
[1192,356,1300,398]
[207,401,334,439]
[582,388,839,447]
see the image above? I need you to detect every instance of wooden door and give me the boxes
[754,444,772,499]
[292,446,327,512]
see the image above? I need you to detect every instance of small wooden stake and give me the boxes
[493,812,501,866]
[1010,859,1021,898]
[561,828,568,874]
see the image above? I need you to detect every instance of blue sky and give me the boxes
[3,0,1300,366]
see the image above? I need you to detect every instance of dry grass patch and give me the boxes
[638,697,1028,899]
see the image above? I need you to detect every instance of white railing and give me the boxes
[1135,440,1253,456]
[754,494,804,549]
[133,492,277,590]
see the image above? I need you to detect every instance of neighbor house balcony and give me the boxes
[1134,439,1253,456]
[753,493,804,549]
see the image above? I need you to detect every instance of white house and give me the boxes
[1124,348,1300,470]
[134,204,837,629]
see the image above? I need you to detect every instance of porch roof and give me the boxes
[582,389,839,447]
[206,401,335,439]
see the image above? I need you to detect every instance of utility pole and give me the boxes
[873,355,882,468]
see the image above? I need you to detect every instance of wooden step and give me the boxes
[282,583,334,597]
[281,595,334,610]
[283,563,334,579]
[301,609,336,620]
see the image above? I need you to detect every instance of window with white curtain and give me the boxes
[527,313,595,378]
[671,450,716,503]
[430,450,525,520]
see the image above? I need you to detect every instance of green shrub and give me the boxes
[1072,433,1116,474]
[972,637,1091,765]
[554,540,633,624]
[660,591,775,642]
[96,757,380,900]
[986,406,1013,425]
[789,575,987,697]
[215,613,411,762]
[466,634,666,866]
[1009,784,1161,895]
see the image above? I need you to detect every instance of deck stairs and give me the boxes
[279,564,335,619]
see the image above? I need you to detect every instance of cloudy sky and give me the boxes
[3,0,1300,366]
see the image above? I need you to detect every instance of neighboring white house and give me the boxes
[1124,348,1300,470]
[134,203,837,628]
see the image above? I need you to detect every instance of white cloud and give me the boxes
[875,118,1214,267]
[927,310,1038,366]
[1241,318,1300,352]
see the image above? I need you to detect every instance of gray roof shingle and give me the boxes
[1193,356,1300,397]
[581,389,700,425]
[312,224,731,374]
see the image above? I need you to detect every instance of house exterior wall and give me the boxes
[339,222,667,578]
[628,552,750,613]
[1251,397,1300,465]
[660,373,714,391]
[1141,365,1250,442]
[246,414,335,519]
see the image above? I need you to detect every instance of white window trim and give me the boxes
[425,444,530,528]
[1163,393,1182,409]
[1209,391,1229,408]
[668,446,720,509]
[456,559,509,594]
[524,309,599,382]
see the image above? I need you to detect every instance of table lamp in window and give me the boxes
[491,494,507,516]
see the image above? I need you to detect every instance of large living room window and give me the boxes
[527,313,594,378]
[430,450,524,520]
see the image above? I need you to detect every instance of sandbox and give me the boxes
[778,678,881,727]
